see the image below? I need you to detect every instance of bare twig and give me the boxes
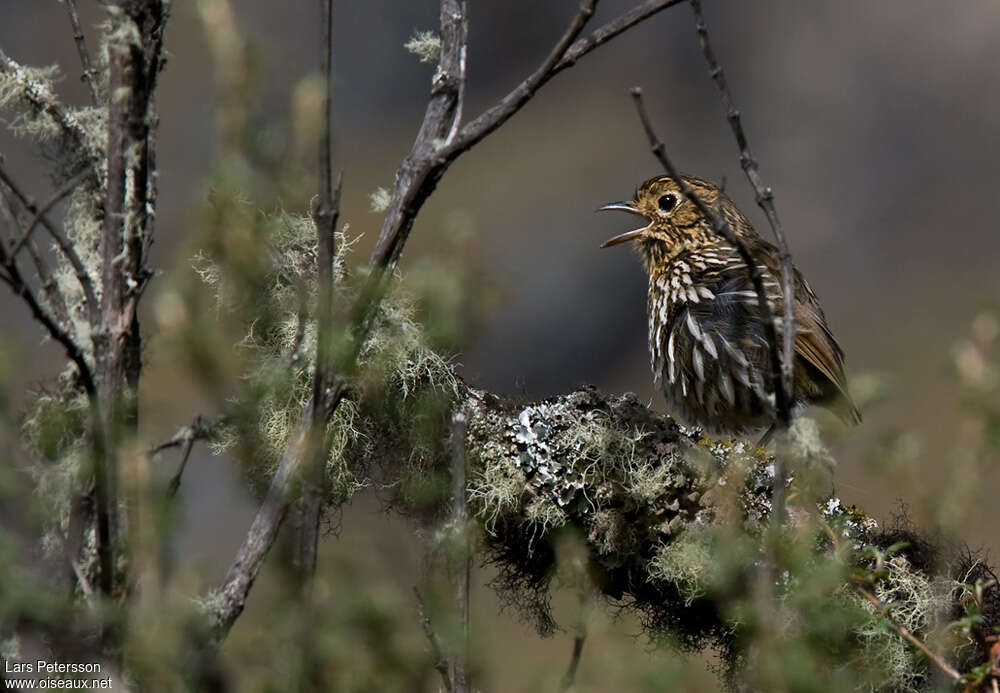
[445,0,598,157]
[166,416,202,498]
[415,588,454,693]
[71,559,96,603]
[296,0,343,585]
[0,229,96,396]
[855,586,962,682]
[210,390,342,638]
[449,410,470,693]
[0,181,74,331]
[0,164,99,327]
[560,593,588,691]
[62,0,101,106]
[150,414,223,456]
[9,169,90,257]
[688,0,795,430]
[555,0,684,73]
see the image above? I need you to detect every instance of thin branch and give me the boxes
[855,586,962,682]
[1,180,73,331]
[166,416,202,498]
[149,414,224,456]
[210,387,344,638]
[365,0,470,271]
[628,87,789,431]
[9,169,90,258]
[71,559,96,603]
[0,163,99,328]
[554,0,684,74]
[297,0,343,584]
[62,0,102,106]
[0,232,96,397]
[415,588,454,693]
[560,592,588,691]
[449,410,470,693]
[23,240,73,333]
[688,0,795,429]
[446,0,598,156]
[560,629,586,692]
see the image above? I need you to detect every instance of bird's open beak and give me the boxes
[597,201,648,248]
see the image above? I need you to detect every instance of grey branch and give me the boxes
[688,0,796,430]
[297,0,343,585]
[415,588,454,693]
[0,164,100,328]
[62,0,102,106]
[449,410,471,693]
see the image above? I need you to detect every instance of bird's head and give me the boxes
[598,175,728,260]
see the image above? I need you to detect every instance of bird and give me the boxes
[599,174,860,442]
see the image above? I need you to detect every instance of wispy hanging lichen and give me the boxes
[404,31,441,64]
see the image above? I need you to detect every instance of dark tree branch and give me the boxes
[0,164,99,327]
[449,411,470,693]
[0,184,74,333]
[560,621,587,692]
[150,414,223,456]
[62,0,101,106]
[445,0,598,155]
[297,0,343,585]
[554,0,685,74]
[688,0,795,430]
[9,169,90,257]
[210,390,340,638]
[415,588,454,693]
[165,416,202,498]
[90,0,169,599]
[364,0,469,272]
[0,241,95,396]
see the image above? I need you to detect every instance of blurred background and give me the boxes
[2,1,999,689]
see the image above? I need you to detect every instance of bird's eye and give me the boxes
[658,193,677,212]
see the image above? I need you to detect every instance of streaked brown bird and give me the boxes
[599,175,861,440]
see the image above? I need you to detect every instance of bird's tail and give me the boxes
[831,392,862,426]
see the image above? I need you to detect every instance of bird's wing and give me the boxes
[678,239,860,424]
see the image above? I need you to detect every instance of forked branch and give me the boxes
[209,0,686,639]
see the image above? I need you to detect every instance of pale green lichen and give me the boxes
[368,187,391,213]
[649,529,714,606]
[404,31,441,64]
[197,206,455,505]
[0,63,64,141]
[853,555,941,693]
